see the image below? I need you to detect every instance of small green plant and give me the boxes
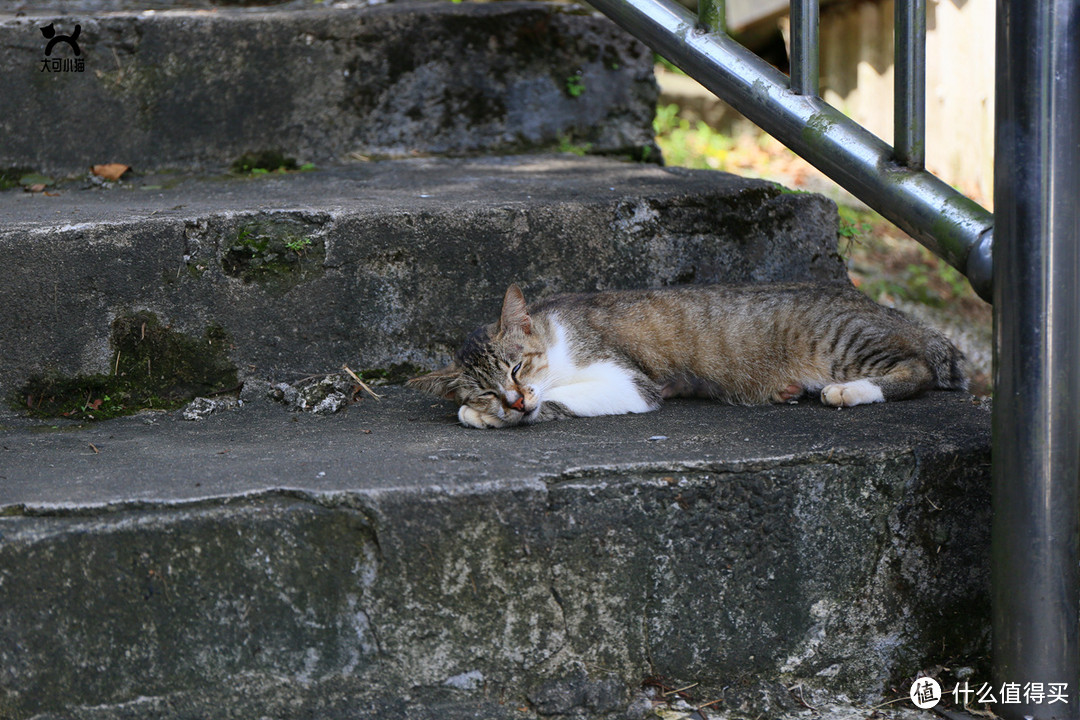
[556,134,593,156]
[837,206,873,248]
[231,150,299,175]
[653,103,681,135]
[654,54,685,75]
[653,103,735,169]
[1,167,38,191]
[285,237,313,254]
[774,182,812,195]
[565,74,585,98]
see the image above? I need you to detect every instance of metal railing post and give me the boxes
[697,0,725,33]
[893,0,925,168]
[992,0,1080,718]
[789,0,820,96]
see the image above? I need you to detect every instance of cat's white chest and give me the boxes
[535,320,657,417]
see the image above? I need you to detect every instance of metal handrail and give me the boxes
[586,0,994,300]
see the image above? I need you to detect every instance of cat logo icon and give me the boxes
[40,22,82,56]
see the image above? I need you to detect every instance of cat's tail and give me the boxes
[927,331,970,392]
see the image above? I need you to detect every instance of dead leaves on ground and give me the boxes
[91,163,130,181]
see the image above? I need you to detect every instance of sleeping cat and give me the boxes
[407,282,968,429]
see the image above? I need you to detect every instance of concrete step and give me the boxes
[0,154,845,406]
[0,1,657,174]
[0,388,991,719]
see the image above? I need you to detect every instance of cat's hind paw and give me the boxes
[821,379,885,408]
[772,383,804,404]
[458,405,509,429]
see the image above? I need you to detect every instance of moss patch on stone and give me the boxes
[355,363,427,386]
[0,167,46,191]
[231,150,299,175]
[222,220,325,292]
[13,312,238,421]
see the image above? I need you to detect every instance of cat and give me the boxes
[407,282,968,429]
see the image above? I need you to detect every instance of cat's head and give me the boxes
[408,285,546,425]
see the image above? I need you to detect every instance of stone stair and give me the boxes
[0,1,657,173]
[0,1,990,718]
[0,155,843,401]
[1,390,990,720]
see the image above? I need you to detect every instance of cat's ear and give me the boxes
[499,284,532,335]
[406,365,461,401]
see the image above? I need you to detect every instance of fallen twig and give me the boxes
[787,683,817,711]
[867,696,907,710]
[342,365,382,401]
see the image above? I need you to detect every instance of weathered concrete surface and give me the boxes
[0,2,657,174]
[0,155,846,401]
[0,389,991,719]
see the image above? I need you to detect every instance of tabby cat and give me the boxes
[408,282,968,429]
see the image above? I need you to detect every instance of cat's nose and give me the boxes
[509,395,525,411]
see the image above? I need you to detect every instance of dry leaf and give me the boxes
[92,163,130,181]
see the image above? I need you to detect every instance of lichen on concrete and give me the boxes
[268,374,354,415]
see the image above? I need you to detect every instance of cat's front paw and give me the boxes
[458,405,509,429]
[821,379,885,407]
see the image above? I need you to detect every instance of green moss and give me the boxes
[231,150,299,175]
[222,220,325,292]
[564,74,585,98]
[555,133,593,157]
[1,167,35,191]
[12,312,238,421]
[356,363,427,386]
[800,112,837,151]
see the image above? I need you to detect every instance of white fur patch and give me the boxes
[537,320,656,417]
[821,379,885,407]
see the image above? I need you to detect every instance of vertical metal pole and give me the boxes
[789,0,820,96]
[992,1,1080,719]
[698,0,725,33]
[894,0,926,167]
